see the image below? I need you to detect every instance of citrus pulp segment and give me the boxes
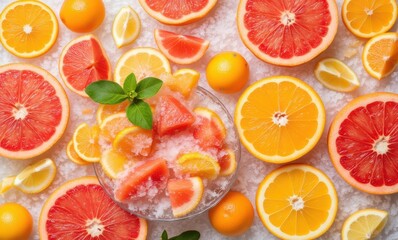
[59,34,112,97]
[66,140,89,165]
[256,164,338,239]
[341,209,388,240]
[96,101,130,125]
[112,6,141,48]
[100,148,129,179]
[218,149,237,176]
[113,126,154,157]
[100,113,134,142]
[237,0,338,66]
[0,64,70,160]
[234,76,325,163]
[73,123,101,162]
[177,152,220,179]
[0,0,58,58]
[163,69,200,98]
[328,92,398,194]
[38,176,147,240]
[0,176,15,194]
[138,0,217,25]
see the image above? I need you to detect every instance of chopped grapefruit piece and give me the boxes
[113,127,153,157]
[218,149,237,176]
[193,107,226,150]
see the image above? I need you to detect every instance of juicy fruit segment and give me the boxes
[138,0,217,25]
[342,209,388,240]
[113,127,154,157]
[328,92,398,194]
[0,176,15,194]
[342,0,397,38]
[66,140,89,165]
[218,149,237,176]
[177,152,220,179]
[314,58,360,92]
[115,159,170,201]
[362,32,398,80]
[167,177,204,217]
[256,164,338,239]
[0,203,33,240]
[39,176,147,240]
[193,107,226,150]
[235,76,326,163]
[0,1,58,58]
[163,69,200,98]
[59,34,111,96]
[155,95,195,136]
[155,29,210,64]
[100,148,129,179]
[237,0,338,66]
[113,6,141,48]
[100,113,133,142]
[73,123,101,162]
[0,64,70,160]
[96,101,130,125]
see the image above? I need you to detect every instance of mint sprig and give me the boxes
[85,73,162,129]
[162,230,200,240]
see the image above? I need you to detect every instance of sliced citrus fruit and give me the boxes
[59,34,112,97]
[96,101,130,125]
[39,176,147,240]
[113,127,154,157]
[342,0,397,38]
[193,107,226,150]
[14,158,56,194]
[256,164,338,239]
[138,0,217,25]
[114,47,171,85]
[237,0,338,66]
[66,140,89,165]
[314,58,360,92]
[342,209,388,240]
[115,159,170,201]
[0,64,69,160]
[154,29,210,64]
[362,32,398,80]
[235,76,326,163]
[0,1,58,58]
[218,149,237,176]
[112,6,141,48]
[100,113,134,142]
[177,152,220,179]
[167,177,204,217]
[328,92,398,194]
[0,176,15,194]
[73,123,101,162]
[163,69,200,98]
[100,148,129,179]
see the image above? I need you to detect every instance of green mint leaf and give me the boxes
[161,230,168,240]
[126,100,153,129]
[123,73,137,94]
[169,231,200,240]
[85,80,127,104]
[135,77,163,99]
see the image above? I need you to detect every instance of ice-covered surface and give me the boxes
[0,0,397,239]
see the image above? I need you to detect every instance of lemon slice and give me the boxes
[113,126,153,157]
[112,6,141,48]
[0,176,15,194]
[177,152,220,179]
[100,113,133,142]
[66,140,90,165]
[342,209,388,240]
[314,58,359,92]
[100,148,129,179]
[73,123,101,162]
[14,158,56,194]
[96,101,130,125]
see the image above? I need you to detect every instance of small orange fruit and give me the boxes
[60,0,105,33]
[209,191,254,236]
[0,203,33,240]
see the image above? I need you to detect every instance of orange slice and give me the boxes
[341,209,388,240]
[113,127,153,157]
[177,152,220,179]
[112,6,141,48]
[99,113,133,143]
[256,164,338,239]
[163,69,200,98]
[73,123,101,162]
[100,148,129,179]
[0,1,58,58]
[96,102,130,125]
[66,140,89,165]
[235,76,325,163]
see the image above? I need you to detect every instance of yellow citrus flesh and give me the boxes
[314,58,360,92]
[0,1,58,58]
[14,158,57,194]
[164,69,200,98]
[342,0,397,38]
[235,76,325,163]
[0,203,33,240]
[112,6,141,48]
[114,47,171,85]
[66,140,89,165]
[100,113,133,143]
[113,126,153,157]
[362,32,398,80]
[73,123,101,162]
[342,209,388,240]
[194,107,227,138]
[100,148,129,179]
[96,102,130,125]
[256,164,338,239]
[0,176,15,194]
[177,152,220,179]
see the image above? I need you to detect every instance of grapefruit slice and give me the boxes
[138,0,217,25]
[218,149,237,176]
[167,177,204,217]
[39,176,147,240]
[193,107,226,150]
[237,0,338,66]
[154,29,210,65]
[59,34,111,97]
[328,92,398,194]
[0,64,69,160]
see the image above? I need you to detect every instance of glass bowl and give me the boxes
[94,87,241,221]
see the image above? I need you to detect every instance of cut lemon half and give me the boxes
[256,164,338,239]
[362,32,398,80]
[96,101,130,125]
[177,152,220,179]
[0,176,15,194]
[113,126,153,157]
[100,148,129,179]
[73,123,101,162]
[0,1,58,58]
[100,113,133,142]
[314,58,360,92]
[112,6,141,48]
[164,69,200,98]
[235,76,326,163]
[66,140,89,165]
[114,47,171,85]
[14,158,57,194]
[342,209,388,240]
[168,177,204,217]
[342,0,397,38]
